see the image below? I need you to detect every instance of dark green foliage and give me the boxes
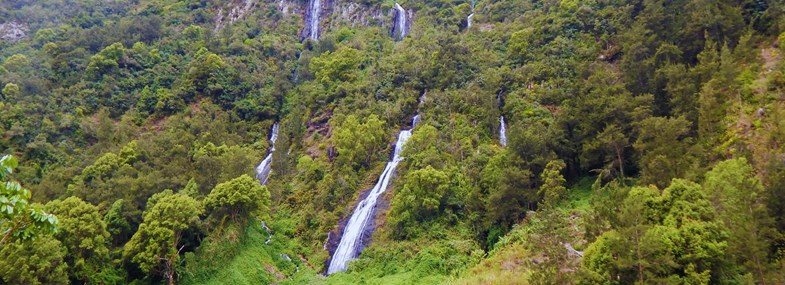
[2,0,785,283]
[205,174,272,223]
[124,191,203,284]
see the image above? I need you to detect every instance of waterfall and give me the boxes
[256,123,279,185]
[467,13,474,28]
[326,114,420,274]
[392,3,408,41]
[499,116,507,147]
[305,0,321,40]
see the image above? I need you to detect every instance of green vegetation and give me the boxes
[2,0,785,284]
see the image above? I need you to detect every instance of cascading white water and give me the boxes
[393,3,407,40]
[307,0,321,40]
[467,13,474,28]
[326,114,420,274]
[499,116,507,147]
[256,123,279,185]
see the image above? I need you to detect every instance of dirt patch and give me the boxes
[265,264,285,281]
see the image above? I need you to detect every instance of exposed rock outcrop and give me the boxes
[0,22,28,42]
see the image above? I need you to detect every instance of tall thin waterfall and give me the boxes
[499,116,507,147]
[392,3,408,40]
[255,123,279,185]
[326,114,421,274]
[467,13,474,28]
[306,0,321,40]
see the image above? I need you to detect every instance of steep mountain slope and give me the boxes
[1,0,785,284]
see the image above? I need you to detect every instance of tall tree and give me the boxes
[124,192,203,285]
[703,158,774,284]
[0,235,68,285]
[634,116,694,188]
[538,159,567,207]
[389,166,450,238]
[204,174,271,223]
[45,197,115,283]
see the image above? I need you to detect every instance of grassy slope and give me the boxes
[449,178,594,285]
[181,213,305,285]
[185,178,593,285]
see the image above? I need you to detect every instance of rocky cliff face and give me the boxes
[213,0,259,32]
[390,3,412,40]
[0,22,28,42]
[328,1,384,29]
[214,0,412,41]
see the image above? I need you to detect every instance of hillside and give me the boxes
[1,0,785,284]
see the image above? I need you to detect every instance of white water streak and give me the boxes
[256,123,279,185]
[307,0,321,40]
[393,3,407,40]
[327,115,419,274]
[499,116,507,147]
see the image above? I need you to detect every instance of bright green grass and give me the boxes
[559,176,594,213]
[181,217,303,285]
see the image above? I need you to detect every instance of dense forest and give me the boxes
[1,0,785,283]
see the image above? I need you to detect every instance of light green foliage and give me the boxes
[403,124,448,169]
[3,54,30,72]
[2,83,20,100]
[389,166,450,238]
[68,140,141,205]
[0,235,68,285]
[581,230,623,284]
[192,142,260,194]
[181,178,200,198]
[332,114,387,169]
[205,174,271,222]
[0,155,57,245]
[703,158,774,283]
[124,192,203,282]
[44,197,114,283]
[508,28,534,63]
[186,48,230,101]
[310,46,362,84]
[86,43,125,76]
[779,32,785,54]
[580,179,729,284]
[538,159,567,207]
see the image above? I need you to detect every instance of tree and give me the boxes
[0,235,68,285]
[124,192,203,285]
[1,83,20,100]
[580,180,730,283]
[332,114,387,170]
[86,43,125,78]
[45,197,114,283]
[389,166,450,238]
[204,174,271,223]
[2,54,30,72]
[634,116,694,188]
[538,159,567,207]
[104,199,131,247]
[310,46,362,84]
[703,158,774,283]
[0,155,57,245]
